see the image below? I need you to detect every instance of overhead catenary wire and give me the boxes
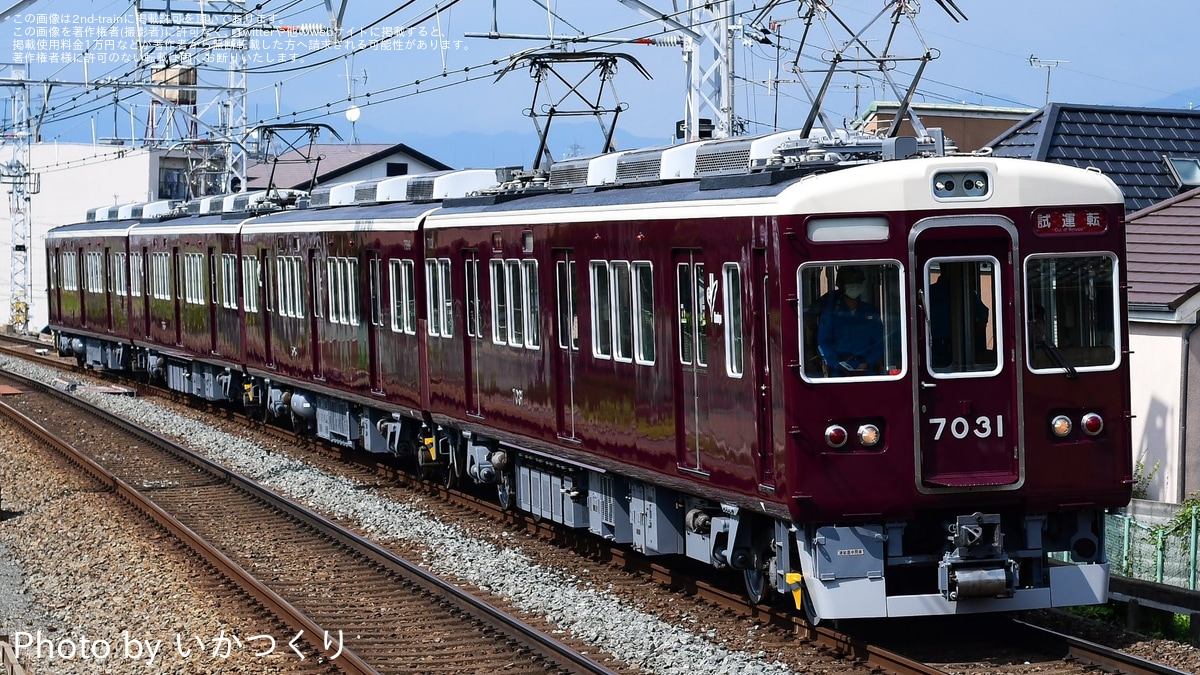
[12,0,1062,152]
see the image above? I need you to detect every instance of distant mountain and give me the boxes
[1146,89,1200,112]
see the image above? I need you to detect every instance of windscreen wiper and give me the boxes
[1037,340,1078,379]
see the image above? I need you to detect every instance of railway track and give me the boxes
[0,337,1196,674]
[0,361,620,674]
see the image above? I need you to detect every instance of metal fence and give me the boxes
[1107,506,1200,590]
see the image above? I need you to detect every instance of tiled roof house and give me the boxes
[987,103,1200,213]
[986,103,1200,502]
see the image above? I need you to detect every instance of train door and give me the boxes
[260,249,274,368]
[308,249,323,377]
[367,250,383,392]
[912,218,1020,490]
[139,247,150,338]
[674,250,711,474]
[208,247,219,354]
[172,246,183,346]
[47,248,58,322]
[552,250,578,439]
[463,251,483,417]
[751,248,775,487]
[103,246,114,331]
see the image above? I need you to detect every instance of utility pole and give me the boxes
[0,63,37,334]
[1029,56,1068,107]
[612,0,735,140]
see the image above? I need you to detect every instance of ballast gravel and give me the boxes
[0,355,796,675]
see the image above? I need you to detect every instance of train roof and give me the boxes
[243,199,436,233]
[129,212,244,236]
[46,219,139,239]
[426,156,1124,229]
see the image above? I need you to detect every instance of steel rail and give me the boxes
[0,368,618,675]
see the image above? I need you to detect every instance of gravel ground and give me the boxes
[0,413,333,674]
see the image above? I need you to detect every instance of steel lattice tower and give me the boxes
[135,0,249,193]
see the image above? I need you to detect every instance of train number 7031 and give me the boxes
[928,415,1005,440]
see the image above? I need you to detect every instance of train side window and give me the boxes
[277,256,304,319]
[242,255,259,313]
[61,251,77,291]
[182,253,198,305]
[521,260,539,349]
[490,259,507,344]
[150,252,169,300]
[112,252,127,297]
[131,252,144,297]
[426,259,443,337]
[86,252,103,293]
[1025,253,1118,372]
[327,256,359,326]
[611,261,633,362]
[506,259,524,346]
[220,254,238,309]
[677,261,707,366]
[390,259,417,334]
[724,263,744,377]
[591,261,612,359]
[464,256,481,338]
[799,261,904,381]
[327,259,343,323]
[347,258,361,326]
[633,261,655,365]
[555,259,578,351]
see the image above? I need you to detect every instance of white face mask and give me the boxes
[843,283,864,299]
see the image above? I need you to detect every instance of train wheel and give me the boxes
[743,550,776,605]
[497,474,514,510]
[442,436,466,489]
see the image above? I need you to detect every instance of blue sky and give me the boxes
[6,1,1200,168]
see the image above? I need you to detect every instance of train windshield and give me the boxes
[1025,253,1119,373]
[799,261,904,381]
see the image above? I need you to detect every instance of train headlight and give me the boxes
[824,425,848,449]
[1081,413,1104,436]
[857,424,881,447]
[1051,415,1073,437]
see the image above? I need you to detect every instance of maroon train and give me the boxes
[46,131,1132,621]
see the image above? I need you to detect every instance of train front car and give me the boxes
[784,156,1131,621]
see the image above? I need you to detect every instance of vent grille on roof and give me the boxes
[309,188,332,208]
[130,206,144,219]
[200,199,222,215]
[694,148,751,177]
[354,180,381,203]
[615,157,662,184]
[231,195,250,211]
[185,200,201,215]
[408,179,434,201]
[548,164,589,190]
[86,208,98,222]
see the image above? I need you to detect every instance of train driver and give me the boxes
[817,266,885,376]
